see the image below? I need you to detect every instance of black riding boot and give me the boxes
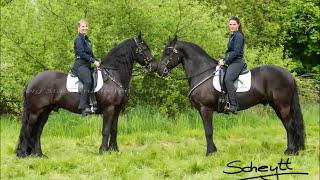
[226,90,238,114]
[79,87,92,116]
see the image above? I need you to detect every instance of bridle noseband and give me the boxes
[134,38,153,72]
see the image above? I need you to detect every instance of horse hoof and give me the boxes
[284,149,299,155]
[16,150,28,158]
[206,149,217,156]
[16,152,28,158]
[32,153,48,158]
[99,147,109,155]
[109,146,119,152]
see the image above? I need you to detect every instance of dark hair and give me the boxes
[230,16,243,35]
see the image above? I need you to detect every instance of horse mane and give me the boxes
[178,40,218,64]
[101,38,136,67]
[101,38,136,88]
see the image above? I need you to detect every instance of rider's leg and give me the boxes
[76,66,93,114]
[224,60,245,111]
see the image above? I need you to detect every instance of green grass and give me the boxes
[1,104,319,179]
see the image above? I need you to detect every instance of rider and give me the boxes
[71,19,100,116]
[219,16,246,114]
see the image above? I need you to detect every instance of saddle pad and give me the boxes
[66,70,103,92]
[213,66,251,92]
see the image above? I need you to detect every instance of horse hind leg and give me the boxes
[16,112,39,158]
[16,125,31,157]
[31,108,51,157]
[270,102,299,155]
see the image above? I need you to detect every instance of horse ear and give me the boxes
[173,34,178,42]
[137,31,142,40]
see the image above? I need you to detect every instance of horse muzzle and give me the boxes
[157,63,169,77]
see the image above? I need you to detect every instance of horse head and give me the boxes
[134,32,158,72]
[157,35,183,76]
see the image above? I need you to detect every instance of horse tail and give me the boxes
[291,79,305,150]
[15,86,31,156]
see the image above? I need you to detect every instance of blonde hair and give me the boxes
[78,19,88,27]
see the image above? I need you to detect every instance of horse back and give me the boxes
[26,70,67,94]
[251,65,295,87]
[249,65,296,104]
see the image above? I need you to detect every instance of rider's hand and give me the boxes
[218,59,225,66]
[94,60,100,67]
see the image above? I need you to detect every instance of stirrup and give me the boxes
[225,102,230,109]
[90,106,98,113]
[223,102,230,114]
[223,102,238,114]
[82,108,93,116]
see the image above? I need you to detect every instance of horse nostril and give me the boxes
[163,67,169,75]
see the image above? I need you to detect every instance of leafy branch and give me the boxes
[2,31,48,70]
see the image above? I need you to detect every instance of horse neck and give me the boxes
[102,39,136,89]
[113,60,134,90]
[178,43,217,87]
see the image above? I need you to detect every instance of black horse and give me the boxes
[157,37,305,156]
[16,33,158,157]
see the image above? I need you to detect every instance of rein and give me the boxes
[171,66,217,80]
[100,66,129,96]
[187,69,218,99]
[99,65,119,70]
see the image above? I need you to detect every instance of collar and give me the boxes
[78,33,88,39]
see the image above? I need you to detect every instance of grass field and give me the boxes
[1,104,319,179]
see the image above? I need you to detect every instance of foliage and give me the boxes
[281,0,320,74]
[1,0,319,115]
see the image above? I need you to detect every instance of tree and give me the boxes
[281,0,320,74]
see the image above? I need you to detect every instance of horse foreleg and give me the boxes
[199,106,217,156]
[99,105,115,154]
[109,107,121,151]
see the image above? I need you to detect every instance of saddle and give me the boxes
[66,69,103,113]
[212,64,251,113]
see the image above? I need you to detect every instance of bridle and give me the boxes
[134,38,154,72]
[161,45,219,99]
[161,46,180,75]
[161,46,215,80]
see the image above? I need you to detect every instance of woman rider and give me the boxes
[219,16,246,114]
[72,19,100,116]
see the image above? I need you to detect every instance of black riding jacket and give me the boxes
[223,31,244,65]
[74,33,96,65]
